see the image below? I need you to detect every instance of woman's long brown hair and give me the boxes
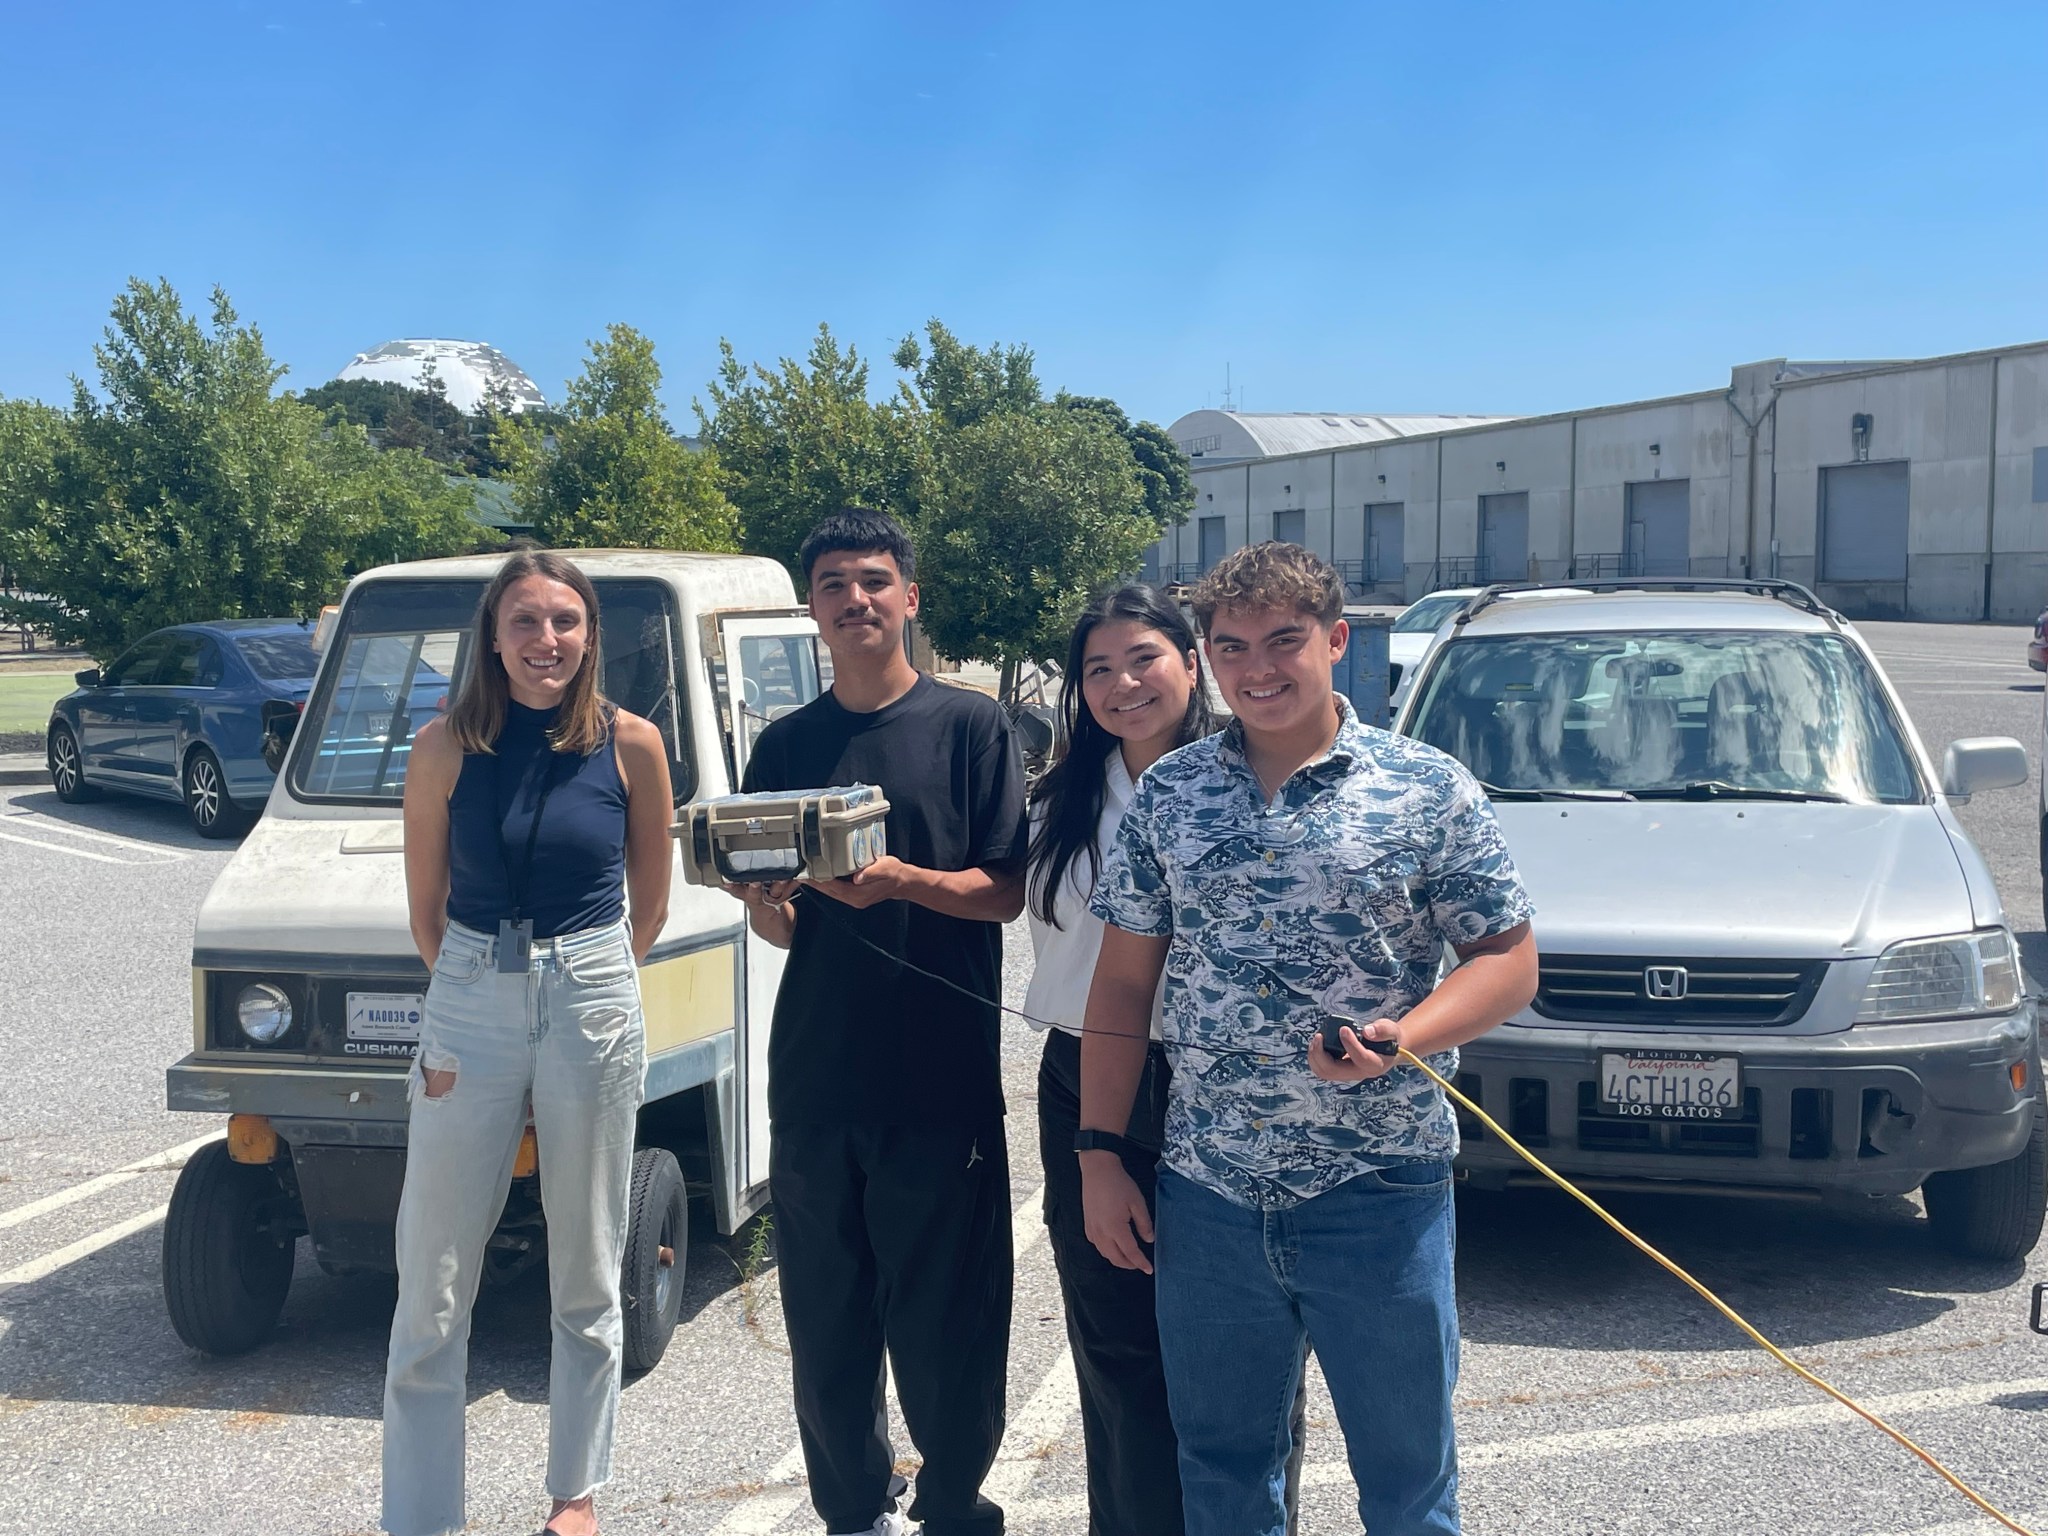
[446,550,610,756]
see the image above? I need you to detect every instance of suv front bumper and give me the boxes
[1453,1005,2040,1197]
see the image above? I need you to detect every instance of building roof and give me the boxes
[1166,408,1516,463]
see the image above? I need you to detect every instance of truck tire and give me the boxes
[1923,1085,2047,1262]
[620,1147,688,1373]
[162,1140,297,1355]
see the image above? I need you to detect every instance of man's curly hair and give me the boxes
[1190,541,1345,632]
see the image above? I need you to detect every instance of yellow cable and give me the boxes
[1399,1047,2038,1536]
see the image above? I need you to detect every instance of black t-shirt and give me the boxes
[741,674,1028,1128]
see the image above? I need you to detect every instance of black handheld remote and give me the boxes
[1321,1017,1399,1060]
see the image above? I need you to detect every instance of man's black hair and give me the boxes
[798,506,917,586]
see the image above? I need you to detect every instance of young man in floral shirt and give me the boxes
[1076,542,1538,1535]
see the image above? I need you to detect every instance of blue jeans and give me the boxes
[1154,1163,1460,1536]
[381,919,646,1536]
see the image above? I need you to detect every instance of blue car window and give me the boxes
[158,635,219,688]
[102,634,172,686]
[234,632,318,682]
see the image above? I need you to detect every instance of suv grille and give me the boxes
[1534,955,1826,1027]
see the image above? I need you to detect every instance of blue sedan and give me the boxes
[46,620,321,837]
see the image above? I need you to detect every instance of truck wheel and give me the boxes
[1923,1086,2047,1262]
[620,1147,688,1373]
[162,1140,297,1354]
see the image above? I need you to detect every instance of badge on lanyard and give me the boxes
[498,748,563,973]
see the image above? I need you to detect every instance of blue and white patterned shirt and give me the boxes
[1090,696,1533,1209]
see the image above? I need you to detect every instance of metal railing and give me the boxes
[1425,558,1489,591]
[1568,552,1644,580]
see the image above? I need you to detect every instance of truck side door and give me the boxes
[714,613,824,1202]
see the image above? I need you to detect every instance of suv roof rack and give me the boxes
[1453,577,1838,627]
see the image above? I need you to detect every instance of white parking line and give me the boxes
[0,1131,221,1232]
[0,1204,168,1288]
[0,827,154,865]
[983,1347,1080,1503]
[1002,1374,2048,1526]
[0,815,188,856]
[705,1180,1052,1536]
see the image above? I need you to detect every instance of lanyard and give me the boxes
[495,740,565,970]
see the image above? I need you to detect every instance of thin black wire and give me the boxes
[792,888,1403,1066]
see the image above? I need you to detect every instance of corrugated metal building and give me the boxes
[1145,342,2048,621]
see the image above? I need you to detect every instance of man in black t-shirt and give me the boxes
[730,508,1027,1536]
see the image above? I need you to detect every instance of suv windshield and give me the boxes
[1393,592,1469,634]
[290,576,689,804]
[1406,629,1923,804]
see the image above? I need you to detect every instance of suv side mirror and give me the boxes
[1940,737,2028,800]
[74,667,101,688]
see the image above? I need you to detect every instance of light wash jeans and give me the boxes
[381,918,646,1536]
[1154,1162,1461,1536]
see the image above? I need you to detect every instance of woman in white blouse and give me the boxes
[1025,585,1224,1535]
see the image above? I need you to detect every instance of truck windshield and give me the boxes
[292,581,476,801]
[289,576,691,805]
[1406,630,1924,805]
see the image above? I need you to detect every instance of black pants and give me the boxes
[1037,1028,1307,1536]
[770,1120,1012,1536]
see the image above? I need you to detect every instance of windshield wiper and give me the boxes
[1478,783,1637,802]
[1631,780,1850,803]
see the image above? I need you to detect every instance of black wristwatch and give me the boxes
[1074,1129,1136,1158]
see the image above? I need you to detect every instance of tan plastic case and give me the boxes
[675,784,891,886]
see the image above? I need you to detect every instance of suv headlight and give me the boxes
[236,982,295,1044]
[1855,929,2021,1022]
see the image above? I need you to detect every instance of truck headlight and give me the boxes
[1856,929,2021,1023]
[236,983,294,1044]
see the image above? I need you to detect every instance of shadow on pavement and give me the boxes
[0,1214,757,1420]
[2,788,237,853]
[1454,1182,2025,1354]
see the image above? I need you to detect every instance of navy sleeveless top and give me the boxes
[446,700,628,940]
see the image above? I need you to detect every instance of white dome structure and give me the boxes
[336,338,548,415]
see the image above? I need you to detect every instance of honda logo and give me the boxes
[1645,966,1689,1001]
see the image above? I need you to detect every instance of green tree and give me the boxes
[500,324,739,552]
[698,325,926,581]
[0,279,480,658]
[1055,392,1194,533]
[892,320,1041,429]
[916,406,1154,697]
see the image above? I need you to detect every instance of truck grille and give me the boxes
[1533,955,1826,1028]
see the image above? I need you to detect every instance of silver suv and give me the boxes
[1397,579,2045,1259]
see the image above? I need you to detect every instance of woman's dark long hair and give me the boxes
[1028,584,1213,928]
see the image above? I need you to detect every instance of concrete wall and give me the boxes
[1149,341,2048,620]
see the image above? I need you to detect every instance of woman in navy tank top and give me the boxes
[381,550,673,1536]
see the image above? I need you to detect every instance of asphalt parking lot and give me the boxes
[0,620,2045,1535]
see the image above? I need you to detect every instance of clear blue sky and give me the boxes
[4,1,2044,429]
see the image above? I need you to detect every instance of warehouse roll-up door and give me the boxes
[1367,502,1404,583]
[1273,509,1305,547]
[1626,479,1691,576]
[1821,462,1909,582]
[1480,492,1529,581]
[1199,516,1225,572]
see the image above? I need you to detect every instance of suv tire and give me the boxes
[1923,1084,2047,1262]
[620,1146,688,1373]
[162,1140,297,1355]
[47,723,98,803]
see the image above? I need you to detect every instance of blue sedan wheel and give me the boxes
[183,747,246,839]
[47,723,99,804]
